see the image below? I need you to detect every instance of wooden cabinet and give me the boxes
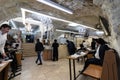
[43,49,52,60]
[58,45,69,58]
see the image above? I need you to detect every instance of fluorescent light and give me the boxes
[68,23,79,26]
[36,0,73,14]
[96,31,104,35]
[12,17,42,25]
[9,20,17,29]
[21,8,97,30]
[56,29,78,34]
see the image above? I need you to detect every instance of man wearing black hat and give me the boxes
[80,38,110,73]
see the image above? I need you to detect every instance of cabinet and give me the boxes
[58,44,69,58]
[43,49,52,60]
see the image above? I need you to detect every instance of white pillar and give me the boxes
[39,23,45,42]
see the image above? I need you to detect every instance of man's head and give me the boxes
[15,44,19,47]
[54,39,57,42]
[66,40,69,43]
[37,39,40,42]
[0,24,11,34]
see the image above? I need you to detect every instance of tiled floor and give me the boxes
[11,57,94,80]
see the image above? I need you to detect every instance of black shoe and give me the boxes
[38,63,42,65]
[21,58,24,60]
[35,61,37,64]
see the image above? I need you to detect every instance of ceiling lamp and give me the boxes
[68,23,79,26]
[36,0,73,14]
[56,29,78,34]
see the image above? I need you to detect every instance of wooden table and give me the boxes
[68,51,88,80]
[0,60,11,80]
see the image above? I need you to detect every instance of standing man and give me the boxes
[52,39,59,61]
[0,24,11,58]
[66,40,76,55]
[35,39,44,65]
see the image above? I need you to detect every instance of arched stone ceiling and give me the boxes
[0,0,103,29]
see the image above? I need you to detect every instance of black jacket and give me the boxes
[35,42,44,52]
[52,42,59,54]
[99,44,110,64]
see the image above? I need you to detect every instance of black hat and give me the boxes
[66,40,69,43]
[96,38,107,45]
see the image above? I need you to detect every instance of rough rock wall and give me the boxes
[0,0,20,22]
[93,0,120,79]
[94,0,120,53]
[0,0,36,23]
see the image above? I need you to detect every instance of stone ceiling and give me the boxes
[0,0,103,30]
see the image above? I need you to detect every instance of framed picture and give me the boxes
[99,16,111,36]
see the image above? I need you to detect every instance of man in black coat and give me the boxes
[52,39,59,61]
[91,38,96,50]
[66,40,76,55]
[80,38,110,73]
[35,39,44,65]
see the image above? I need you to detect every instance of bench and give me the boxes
[83,50,118,80]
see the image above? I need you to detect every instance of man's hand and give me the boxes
[2,53,7,58]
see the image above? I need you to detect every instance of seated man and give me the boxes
[80,38,110,73]
[4,43,12,58]
[77,44,86,52]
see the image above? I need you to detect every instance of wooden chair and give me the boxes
[16,52,22,66]
[101,50,118,80]
[83,50,118,80]
[83,64,102,80]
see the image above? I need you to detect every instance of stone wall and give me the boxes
[93,0,120,79]
[0,0,20,22]
[94,0,120,53]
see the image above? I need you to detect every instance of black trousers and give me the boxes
[82,58,102,71]
[53,52,58,61]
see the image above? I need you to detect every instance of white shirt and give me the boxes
[95,45,100,59]
[83,41,88,48]
[0,31,7,54]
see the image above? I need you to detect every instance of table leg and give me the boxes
[69,59,72,80]
[73,59,76,80]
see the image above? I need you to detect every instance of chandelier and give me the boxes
[31,14,53,31]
